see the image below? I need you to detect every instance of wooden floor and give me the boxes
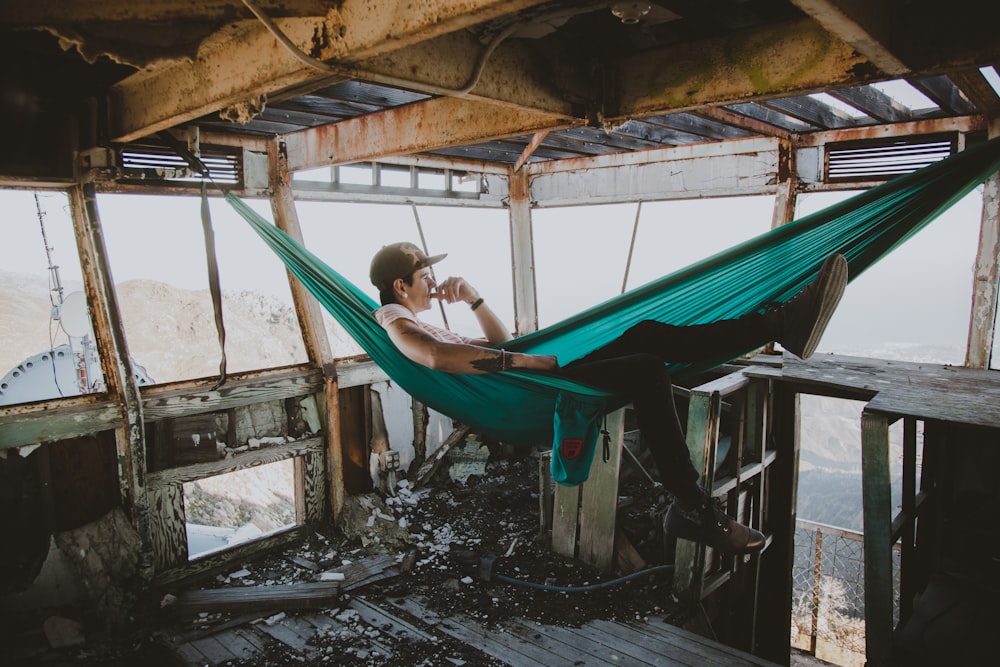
[161,594,781,666]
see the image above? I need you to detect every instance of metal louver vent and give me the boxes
[826,135,956,182]
[120,144,243,186]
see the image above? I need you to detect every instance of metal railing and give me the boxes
[791,519,901,666]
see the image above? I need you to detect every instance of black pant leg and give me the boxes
[560,353,701,498]
[571,313,775,366]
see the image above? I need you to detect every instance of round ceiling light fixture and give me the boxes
[611,1,652,25]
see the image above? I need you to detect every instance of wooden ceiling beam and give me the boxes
[612,18,876,121]
[108,0,552,142]
[791,0,1000,74]
[828,85,916,123]
[949,68,1000,119]
[1,0,327,25]
[337,29,575,118]
[694,106,795,141]
[281,95,578,172]
[788,0,909,75]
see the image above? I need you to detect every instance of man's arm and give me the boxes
[386,318,558,374]
[434,276,510,345]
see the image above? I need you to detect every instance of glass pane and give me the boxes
[98,193,308,384]
[184,459,296,559]
[0,190,108,405]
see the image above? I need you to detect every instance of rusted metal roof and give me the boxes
[1,0,999,177]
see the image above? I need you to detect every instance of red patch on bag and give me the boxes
[560,438,584,460]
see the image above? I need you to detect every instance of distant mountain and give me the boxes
[0,271,362,387]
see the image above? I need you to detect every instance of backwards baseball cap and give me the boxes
[370,241,447,291]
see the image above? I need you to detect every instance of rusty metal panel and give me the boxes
[529,143,780,207]
[109,0,552,142]
[282,96,575,172]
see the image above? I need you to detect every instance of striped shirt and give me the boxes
[374,303,473,345]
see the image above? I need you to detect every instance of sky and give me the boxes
[3,181,993,370]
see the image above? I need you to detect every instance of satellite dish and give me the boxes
[59,291,92,338]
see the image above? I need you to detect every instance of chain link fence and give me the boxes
[791,519,900,666]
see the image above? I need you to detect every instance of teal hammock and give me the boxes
[228,136,1000,447]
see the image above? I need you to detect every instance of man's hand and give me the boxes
[514,353,559,372]
[433,276,479,305]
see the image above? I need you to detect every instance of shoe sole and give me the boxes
[796,254,848,360]
[663,513,765,555]
[664,519,764,555]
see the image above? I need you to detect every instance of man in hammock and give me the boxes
[370,242,848,554]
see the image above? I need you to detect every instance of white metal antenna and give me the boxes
[35,193,65,309]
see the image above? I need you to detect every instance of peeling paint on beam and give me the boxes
[1,1,328,24]
[794,116,987,148]
[526,136,779,176]
[282,96,575,172]
[789,0,909,75]
[613,18,875,120]
[109,0,553,142]
[529,148,781,208]
[355,30,573,118]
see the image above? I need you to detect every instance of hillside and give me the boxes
[0,271,362,386]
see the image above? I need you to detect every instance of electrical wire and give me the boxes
[240,0,519,98]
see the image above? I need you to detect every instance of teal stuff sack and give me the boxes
[550,391,608,486]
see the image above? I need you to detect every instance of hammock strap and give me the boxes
[201,182,228,389]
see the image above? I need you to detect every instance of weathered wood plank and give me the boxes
[141,366,324,421]
[573,619,708,666]
[637,615,779,665]
[339,553,401,591]
[301,450,326,524]
[499,617,619,666]
[0,359,387,449]
[187,635,237,666]
[232,627,271,654]
[550,479,580,559]
[347,597,438,642]
[254,618,311,652]
[150,483,188,571]
[387,596,572,667]
[212,629,261,662]
[388,595,781,666]
[172,641,209,667]
[147,437,323,487]
[781,354,1000,428]
[577,408,624,571]
[0,398,122,450]
[171,582,341,615]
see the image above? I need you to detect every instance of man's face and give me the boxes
[404,267,437,311]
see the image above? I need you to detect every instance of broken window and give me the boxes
[0,190,112,405]
[97,193,308,384]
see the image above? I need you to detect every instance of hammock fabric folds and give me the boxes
[229,136,1000,446]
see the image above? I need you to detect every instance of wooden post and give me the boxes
[549,409,626,572]
[755,381,799,663]
[577,409,624,571]
[508,168,538,336]
[68,183,154,580]
[269,140,346,521]
[966,117,1000,368]
[771,139,798,230]
[861,408,895,666]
